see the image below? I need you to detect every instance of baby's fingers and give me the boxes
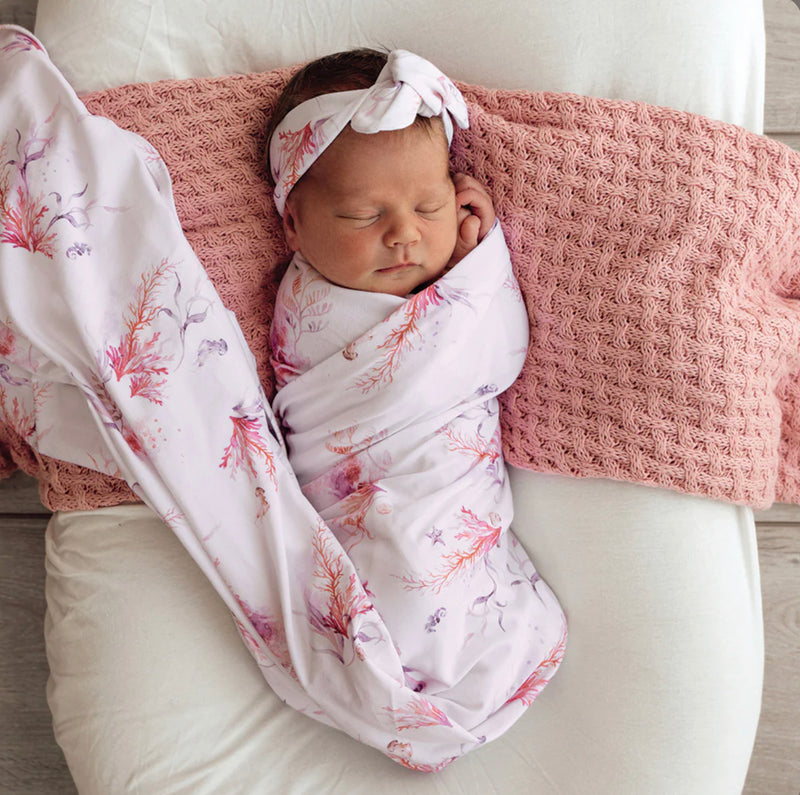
[458,214,481,252]
[452,173,495,241]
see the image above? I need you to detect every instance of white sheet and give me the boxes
[33,0,766,791]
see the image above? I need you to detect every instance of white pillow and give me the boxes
[34,0,764,132]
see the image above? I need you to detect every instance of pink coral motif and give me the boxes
[355,286,444,393]
[219,405,278,487]
[160,507,186,527]
[0,382,35,439]
[506,623,567,707]
[400,507,502,594]
[0,182,57,257]
[1,117,101,258]
[276,122,319,195]
[308,522,374,660]
[78,369,145,458]
[440,424,502,482]
[0,321,15,358]
[105,259,174,404]
[1,109,114,259]
[384,695,453,731]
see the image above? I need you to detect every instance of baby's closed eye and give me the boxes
[416,203,448,216]
[337,212,380,225]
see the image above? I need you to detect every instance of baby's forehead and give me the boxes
[316,162,453,199]
[315,125,450,175]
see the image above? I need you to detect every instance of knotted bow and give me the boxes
[270,49,469,216]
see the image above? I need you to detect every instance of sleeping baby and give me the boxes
[268,48,567,767]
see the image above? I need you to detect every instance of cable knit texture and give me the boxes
[1,70,799,510]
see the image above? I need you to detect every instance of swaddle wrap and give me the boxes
[271,225,566,718]
[269,49,469,216]
[0,27,564,770]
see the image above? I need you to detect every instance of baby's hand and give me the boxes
[448,173,496,267]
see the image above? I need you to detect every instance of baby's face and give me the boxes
[282,123,458,296]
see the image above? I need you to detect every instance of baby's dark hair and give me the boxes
[265,48,444,185]
[265,48,388,184]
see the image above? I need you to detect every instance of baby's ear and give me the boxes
[282,199,302,252]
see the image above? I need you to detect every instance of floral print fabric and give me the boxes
[0,27,565,770]
[272,229,567,733]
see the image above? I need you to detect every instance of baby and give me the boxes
[267,48,565,763]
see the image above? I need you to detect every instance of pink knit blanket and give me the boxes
[3,68,800,510]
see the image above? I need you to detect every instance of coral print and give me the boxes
[220,402,278,486]
[275,121,327,198]
[384,695,452,730]
[0,321,14,359]
[0,319,44,374]
[506,624,568,707]
[386,741,457,773]
[0,132,57,257]
[105,259,174,404]
[74,369,145,458]
[0,381,45,441]
[0,112,105,258]
[308,522,377,663]
[270,261,332,388]
[355,285,444,393]
[440,423,503,485]
[327,480,386,550]
[400,508,502,594]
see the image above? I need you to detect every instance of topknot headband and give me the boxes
[269,49,469,216]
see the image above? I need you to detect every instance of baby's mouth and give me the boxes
[377,262,417,273]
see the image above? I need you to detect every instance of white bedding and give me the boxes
[33,0,766,792]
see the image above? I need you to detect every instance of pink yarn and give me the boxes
[1,70,799,510]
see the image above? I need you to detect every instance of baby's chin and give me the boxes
[380,265,449,297]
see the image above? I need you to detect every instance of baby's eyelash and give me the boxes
[338,213,379,222]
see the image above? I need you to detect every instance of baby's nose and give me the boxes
[384,213,421,247]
